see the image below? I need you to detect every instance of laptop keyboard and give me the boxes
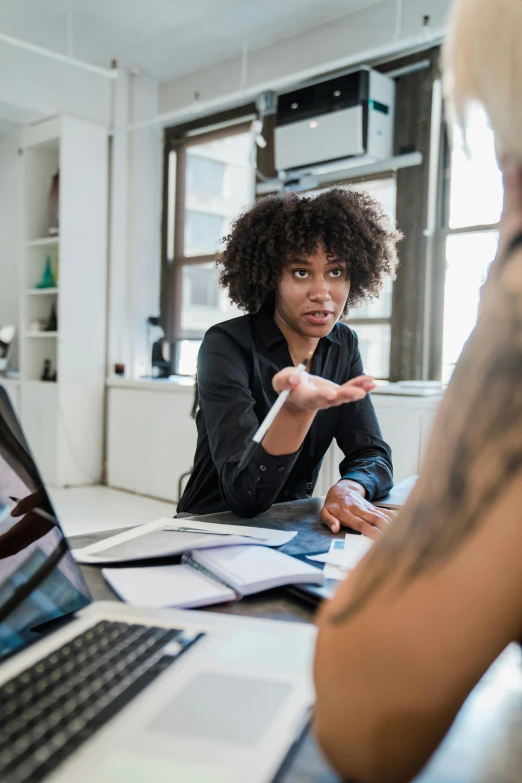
[0,620,204,783]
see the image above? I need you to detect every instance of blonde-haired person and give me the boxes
[313,1,522,781]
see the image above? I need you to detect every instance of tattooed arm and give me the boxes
[313,234,522,782]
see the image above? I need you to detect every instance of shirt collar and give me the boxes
[253,305,341,347]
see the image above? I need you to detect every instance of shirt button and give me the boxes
[277,466,284,472]
[284,490,290,496]
[259,464,267,472]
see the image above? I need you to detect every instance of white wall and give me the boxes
[0,44,111,127]
[159,0,452,120]
[0,129,23,368]
[109,72,163,380]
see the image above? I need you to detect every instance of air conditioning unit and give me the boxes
[275,67,395,175]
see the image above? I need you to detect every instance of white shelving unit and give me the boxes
[19,116,108,487]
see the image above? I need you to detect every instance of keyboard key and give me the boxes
[0,620,204,782]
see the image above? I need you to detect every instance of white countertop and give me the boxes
[107,375,196,393]
[106,376,445,403]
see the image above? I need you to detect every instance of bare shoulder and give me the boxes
[330,245,522,623]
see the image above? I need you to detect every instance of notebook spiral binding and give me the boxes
[181,553,243,601]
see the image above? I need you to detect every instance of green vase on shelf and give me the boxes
[36,256,56,289]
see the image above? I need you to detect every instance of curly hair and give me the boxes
[218,187,402,314]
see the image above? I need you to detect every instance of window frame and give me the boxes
[160,113,256,345]
[428,118,501,380]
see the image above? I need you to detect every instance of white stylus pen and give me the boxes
[238,352,312,471]
[253,352,312,443]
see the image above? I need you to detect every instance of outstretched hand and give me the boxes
[273,368,375,413]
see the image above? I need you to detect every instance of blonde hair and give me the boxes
[443,0,522,162]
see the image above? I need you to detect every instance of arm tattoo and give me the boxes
[330,253,522,624]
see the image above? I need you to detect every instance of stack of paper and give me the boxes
[307,534,374,580]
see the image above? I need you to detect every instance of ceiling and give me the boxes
[0,0,384,82]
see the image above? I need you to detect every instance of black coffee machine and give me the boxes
[147,317,170,378]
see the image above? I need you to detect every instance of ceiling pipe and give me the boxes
[0,29,117,78]
[67,0,74,58]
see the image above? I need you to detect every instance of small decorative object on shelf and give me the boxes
[51,248,59,284]
[47,170,59,236]
[45,303,58,332]
[36,256,57,289]
[41,358,53,381]
[147,316,170,378]
[29,319,47,332]
[114,363,125,376]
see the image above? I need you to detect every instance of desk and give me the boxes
[70,498,522,783]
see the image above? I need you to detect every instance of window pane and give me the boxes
[345,177,397,224]
[351,323,391,380]
[184,132,254,257]
[349,276,393,319]
[186,156,224,198]
[344,177,396,319]
[442,231,499,382]
[176,340,202,376]
[181,262,241,338]
[167,151,176,261]
[449,105,503,229]
[185,211,224,257]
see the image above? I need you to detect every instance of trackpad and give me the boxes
[149,673,292,746]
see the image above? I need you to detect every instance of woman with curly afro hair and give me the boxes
[178,187,401,529]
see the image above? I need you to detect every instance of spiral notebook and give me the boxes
[103,544,325,610]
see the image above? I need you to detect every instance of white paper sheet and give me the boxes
[163,519,297,547]
[103,564,237,609]
[73,518,297,564]
[307,534,374,581]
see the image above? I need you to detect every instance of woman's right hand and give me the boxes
[272,368,375,413]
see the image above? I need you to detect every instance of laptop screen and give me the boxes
[0,388,91,662]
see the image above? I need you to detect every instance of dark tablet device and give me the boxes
[286,553,340,607]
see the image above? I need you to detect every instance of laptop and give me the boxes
[0,387,316,783]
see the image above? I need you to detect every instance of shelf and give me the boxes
[26,288,59,296]
[25,331,59,338]
[21,379,58,386]
[27,236,59,247]
[20,378,58,386]
[256,151,424,195]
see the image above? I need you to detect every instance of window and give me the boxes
[163,123,255,374]
[442,231,498,380]
[185,211,224,257]
[344,176,397,379]
[186,155,224,198]
[440,105,502,381]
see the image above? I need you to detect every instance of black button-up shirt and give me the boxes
[178,307,393,518]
